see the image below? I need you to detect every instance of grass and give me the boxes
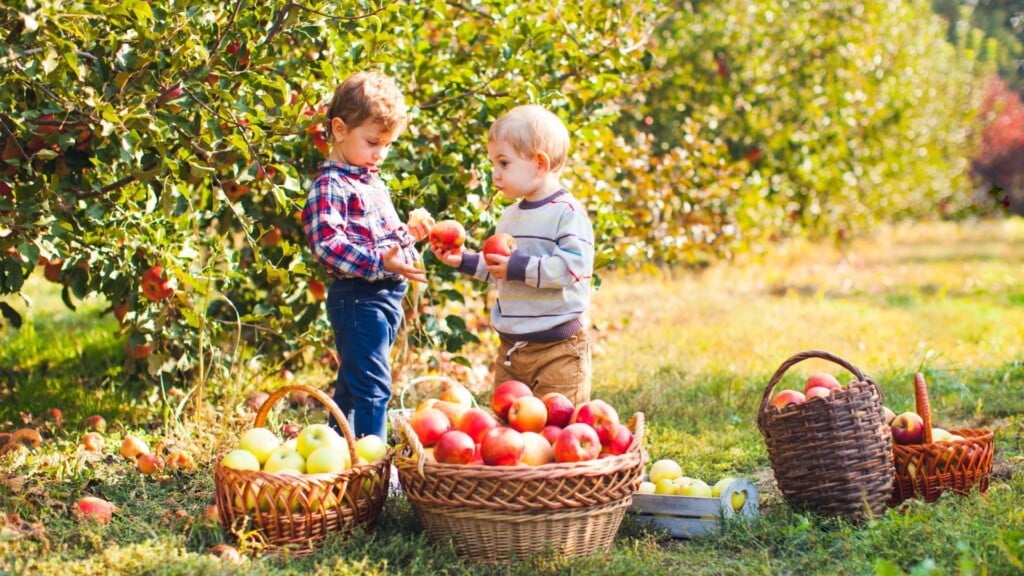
[2,219,1024,575]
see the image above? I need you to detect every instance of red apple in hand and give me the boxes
[482,232,517,262]
[480,426,525,466]
[770,389,805,410]
[507,395,548,433]
[804,372,842,394]
[457,407,499,443]
[553,423,602,463]
[408,408,453,447]
[429,219,466,253]
[433,430,477,465]
[891,412,925,445]
[491,379,533,421]
[570,399,620,444]
[541,392,575,428]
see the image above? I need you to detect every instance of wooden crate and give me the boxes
[629,478,759,539]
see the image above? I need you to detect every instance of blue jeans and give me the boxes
[326,277,406,440]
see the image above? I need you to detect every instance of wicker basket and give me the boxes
[757,350,894,519]
[387,375,475,444]
[394,412,646,564]
[213,384,392,555]
[889,373,995,506]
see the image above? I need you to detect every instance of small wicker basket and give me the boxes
[889,373,995,506]
[757,350,894,519]
[213,384,392,555]
[394,412,646,564]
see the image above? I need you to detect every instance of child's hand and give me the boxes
[382,245,428,283]
[407,208,434,243]
[430,245,464,268]
[484,253,510,280]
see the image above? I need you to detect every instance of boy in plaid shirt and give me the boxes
[302,71,433,440]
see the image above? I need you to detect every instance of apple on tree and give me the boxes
[140,265,174,300]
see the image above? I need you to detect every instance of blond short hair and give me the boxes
[488,105,570,172]
[327,71,409,134]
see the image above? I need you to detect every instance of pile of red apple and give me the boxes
[769,372,846,410]
[406,379,634,466]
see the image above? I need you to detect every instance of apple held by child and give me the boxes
[428,219,466,253]
[482,232,517,262]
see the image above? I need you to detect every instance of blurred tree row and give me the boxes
[0,0,1011,387]
[934,0,1023,94]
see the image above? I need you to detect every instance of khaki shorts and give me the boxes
[493,330,592,404]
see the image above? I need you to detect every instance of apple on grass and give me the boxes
[74,496,117,523]
[408,407,453,447]
[137,453,165,475]
[119,436,150,460]
[295,424,343,459]
[891,412,925,445]
[508,395,548,433]
[81,432,104,452]
[804,372,842,394]
[491,379,533,421]
[552,423,601,463]
[433,429,477,464]
[84,415,107,433]
[541,392,575,428]
[238,427,282,465]
[456,407,499,444]
[570,399,620,444]
[480,426,525,466]
[770,389,805,410]
[263,446,306,473]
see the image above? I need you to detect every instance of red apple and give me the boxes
[43,258,63,283]
[81,432,104,452]
[456,407,499,444]
[541,392,575,428]
[73,496,117,523]
[125,338,153,359]
[47,408,63,424]
[770,389,805,410]
[141,265,174,300]
[166,450,195,471]
[137,453,165,475]
[439,381,475,407]
[553,423,602,463]
[507,395,548,433]
[491,379,533,421]
[600,422,633,456]
[432,400,470,427]
[804,372,842,394]
[84,414,107,432]
[804,386,832,401]
[308,278,326,301]
[570,399,620,444]
[469,443,484,465]
[480,426,525,466]
[482,232,517,262]
[520,431,555,466]
[428,219,466,253]
[540,425,562,445]
[208,543,243,564]
[891,412,925,445]
[433,430,476,464]
[408,407,453,447]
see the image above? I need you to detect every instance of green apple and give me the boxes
[354,434,388,464]
[636,481,657,494]
[221,448,260,471]
[306,444,351,474]
[648,459,683,484]
[295,424,343,459]
[676,477,712,497]
[238,427,281,464]
[654,478,677,495]
[263,446,306,474]
[711,477,735,498]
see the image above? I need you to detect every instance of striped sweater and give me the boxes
[458,189,594,342]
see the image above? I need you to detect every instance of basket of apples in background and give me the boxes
[757,350,894,520]
[887,372,994,506]
[630,458,759,539]
[213,384,392,555]
[393,378,646,565]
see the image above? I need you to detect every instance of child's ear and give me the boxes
[535,151,551,173]
[331,117,348,142]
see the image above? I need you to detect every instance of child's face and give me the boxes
[487,139,547,201]
[330,119,397,169]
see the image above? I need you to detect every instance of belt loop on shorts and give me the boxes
[504,341,528,367]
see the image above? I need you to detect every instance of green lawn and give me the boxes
[2,219,1023,575]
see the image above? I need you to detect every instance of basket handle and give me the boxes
[756,350,878,435]
[394,413,430,478]
[253,384,358,463]
[914,372,933,444]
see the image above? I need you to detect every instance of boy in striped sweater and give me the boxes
[433,105,595,404]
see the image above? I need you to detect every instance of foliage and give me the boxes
[973,75,1024,214]
[933,0,1024,95]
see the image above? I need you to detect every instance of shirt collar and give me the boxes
[321,160,379,184]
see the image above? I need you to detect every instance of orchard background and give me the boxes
[2,1,1024,574]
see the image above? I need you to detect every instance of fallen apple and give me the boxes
[84,415,107,433]
[137,453,165,475]
[81,432,104,452]
[119,436,150,460]
[73,496,117,523]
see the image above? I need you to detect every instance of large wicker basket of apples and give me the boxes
[213,385,392,555]
[394,378,646,565]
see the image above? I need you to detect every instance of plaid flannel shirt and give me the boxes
[302,161,417,282]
